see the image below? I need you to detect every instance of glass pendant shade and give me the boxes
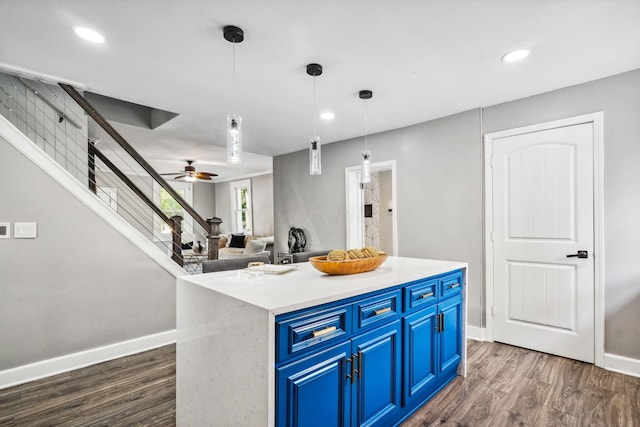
[227,115,242,164]
[361,151,371,183]
[309,138,321,175]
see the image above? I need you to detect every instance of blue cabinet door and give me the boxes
[351,320,401,427]
[276,342,352,427]
[438,294,462,378]
[402,305,438,406]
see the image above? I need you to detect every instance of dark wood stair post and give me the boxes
[206,217,223,260]
[171,215,184,267]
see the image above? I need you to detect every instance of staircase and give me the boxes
[0,70,219,274]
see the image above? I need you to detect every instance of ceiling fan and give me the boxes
[160,160,218,182]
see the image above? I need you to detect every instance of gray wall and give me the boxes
[214,181,232,234]
[274,68,640,359]
[193,182,215,220]
[483,69,640,358]
[252,174,274,236]
[0,138,176,370]
[274,109,483,326]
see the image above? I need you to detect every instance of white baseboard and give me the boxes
[604,352,640,378]
[0,330,176,390]
[467,326,486,341]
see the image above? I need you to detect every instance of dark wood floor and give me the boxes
[1,340,638,426]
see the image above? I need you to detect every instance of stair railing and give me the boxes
[59,83,222,264]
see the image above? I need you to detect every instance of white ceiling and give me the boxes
[2,0,640,180]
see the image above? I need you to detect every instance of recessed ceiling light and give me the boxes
[320,112,335,120]
[74,27,105,44]
[502,49,529,63]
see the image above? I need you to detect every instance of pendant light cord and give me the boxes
[364,98,368,152]
[313,76,317,138]
[232,42,237,117]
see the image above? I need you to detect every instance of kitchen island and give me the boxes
[177,256,468,426]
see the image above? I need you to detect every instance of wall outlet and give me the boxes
[14,222,37,239]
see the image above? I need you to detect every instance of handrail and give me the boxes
[58,83,211,232]
[89,143,174,229]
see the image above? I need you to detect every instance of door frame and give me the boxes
[345,160,398,255]
[484,112,604,367]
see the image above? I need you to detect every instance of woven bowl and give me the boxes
[308,254,388,275]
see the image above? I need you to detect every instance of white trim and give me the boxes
[0,114,185,278]
[0,61,87,90]
[0,330,176,390]
[229,178,253,234]
[483,112,605,367]
[213,169,273,183]
[604,353,640,378]
[345,165,364,249]
[345,160,398,255]
[466,326,487,341]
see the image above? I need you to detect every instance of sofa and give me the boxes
[202,255,271,273]
[292,250,331,263]
[218,234,275,263]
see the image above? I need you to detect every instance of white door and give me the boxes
[491,122,595,363]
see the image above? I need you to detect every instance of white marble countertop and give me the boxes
[178,256,467,315]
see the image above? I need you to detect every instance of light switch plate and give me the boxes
[0,222,9,239]
[14,222,37,239]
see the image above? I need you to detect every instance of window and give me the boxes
[230,179,253,234]
[154,181,193,238]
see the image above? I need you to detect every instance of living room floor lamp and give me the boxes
[359,89,373,184]
[224,25,244,164]
[307,63,323,175]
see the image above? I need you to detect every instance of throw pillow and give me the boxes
[218,236,229,248]
[181,241,193,250]
[245,239,267,254]
[229,234,246,248]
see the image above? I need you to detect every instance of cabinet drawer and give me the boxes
[404,278,438,311]
[440,271,463,299]
[276,304,351,362]
[354,290,401,331]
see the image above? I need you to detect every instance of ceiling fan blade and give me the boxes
[195,173,213,180]
[197,171,218,177]
[160,172,183,175]
[173,175,186,180]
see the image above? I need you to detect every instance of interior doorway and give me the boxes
[484,112,604,366]
[345,160,397,254]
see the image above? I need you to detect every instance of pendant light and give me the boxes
[224,25,244,164]
[307,63,323,175]
[359,89,373,184]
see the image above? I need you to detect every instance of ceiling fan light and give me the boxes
[184,176,197,182]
